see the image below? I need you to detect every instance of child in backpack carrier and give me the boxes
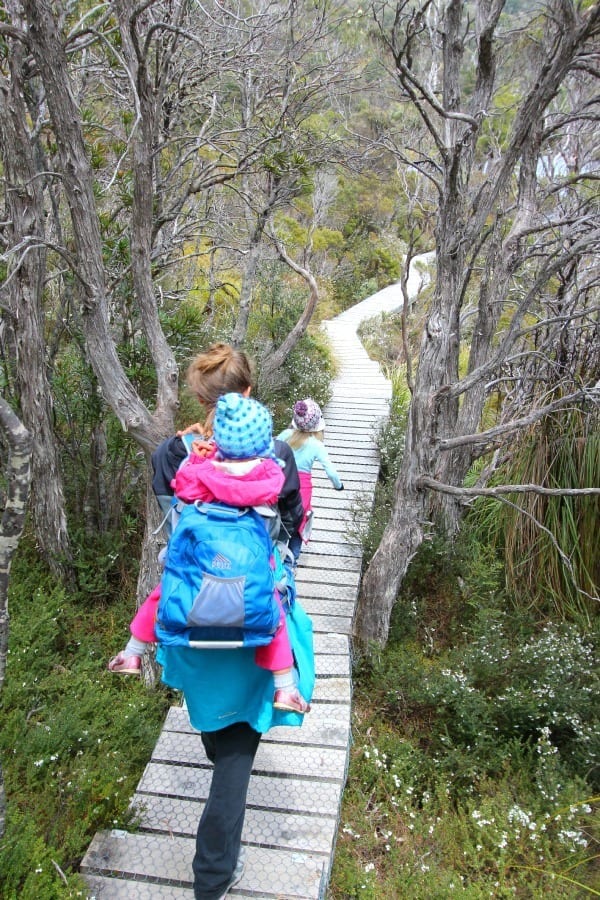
[278,398,344,563]
[108,392,311,715]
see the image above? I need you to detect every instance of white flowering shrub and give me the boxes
[414,618,600,791]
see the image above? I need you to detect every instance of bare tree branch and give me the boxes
[439,387,600,451]
[418,475,600,498]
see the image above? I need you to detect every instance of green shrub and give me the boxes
[426,619,599,787]
[332,709,597,898]
[0,553,171,897]
[371,540,599,794]
[257,328,335,433]
[331,523,599,897]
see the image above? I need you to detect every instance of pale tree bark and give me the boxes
[0,8,72,581]
[111,0,186,639]
[231,211,270,348]
[0,2,180,673]
[355,0,600,647]
[0,398,32,839]
[22,0,167,453]
[113,0,180,422]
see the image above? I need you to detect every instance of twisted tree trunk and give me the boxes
[0,12,72,580]
[0,398,32,839]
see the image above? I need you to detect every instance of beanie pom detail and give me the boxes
[292,398,325,432]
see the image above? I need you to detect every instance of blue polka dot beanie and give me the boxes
[213,393,276,460]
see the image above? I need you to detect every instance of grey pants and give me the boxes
[193,721,261,899]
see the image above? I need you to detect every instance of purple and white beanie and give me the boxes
[292,398,325,433]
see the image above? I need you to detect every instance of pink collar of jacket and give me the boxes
[172,455,285,507]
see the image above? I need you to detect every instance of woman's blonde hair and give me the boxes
[286,429,323,450]
[186,343,254,435]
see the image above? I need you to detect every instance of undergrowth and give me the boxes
[330,535,599,898]
[0,547,173,899]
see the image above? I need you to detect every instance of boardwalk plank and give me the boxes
[164,705,350,747]
[84,876,195,898]
[294,580,359,601]
[134,794,338,850]
[151,732,348,780]
[137,763,344,815]
[297,596,355,617]
[82,834,325,897]
[294,567,360,587]
[307,614,352,634]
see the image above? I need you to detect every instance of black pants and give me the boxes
[193,721,261,900]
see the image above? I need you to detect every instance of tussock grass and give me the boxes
[473,410,599,628]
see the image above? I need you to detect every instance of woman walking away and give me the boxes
[109,393,310,715]
[110,344,312,899]
[278,398,343,563]
[157,397,314,898]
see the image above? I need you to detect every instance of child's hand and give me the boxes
[189,439,213,458]
[177,425,214,458]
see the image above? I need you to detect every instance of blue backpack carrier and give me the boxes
[155,501,281,649]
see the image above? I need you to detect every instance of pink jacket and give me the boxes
[172,454,285,508]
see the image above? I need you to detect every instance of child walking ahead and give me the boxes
[278,398,343,562]
[108,392,310,714]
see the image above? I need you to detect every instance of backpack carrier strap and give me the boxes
[153,496,186,539]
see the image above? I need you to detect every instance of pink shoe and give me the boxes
[107,651,141,675]
[273,687,311,713]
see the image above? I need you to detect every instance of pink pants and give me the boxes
[298,471,313,541]
[130,583,161,643]
[254,593,293,671]
[130,583,293,672]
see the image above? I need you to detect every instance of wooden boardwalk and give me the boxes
[80,284,405,897]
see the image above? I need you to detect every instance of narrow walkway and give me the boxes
[80,269,427,897]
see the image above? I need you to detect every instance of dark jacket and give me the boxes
[151,435,304,543]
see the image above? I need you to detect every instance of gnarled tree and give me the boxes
[355,0,600,647]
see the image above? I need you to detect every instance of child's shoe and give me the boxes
[273,687,311,713]
[107,651,141,675]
